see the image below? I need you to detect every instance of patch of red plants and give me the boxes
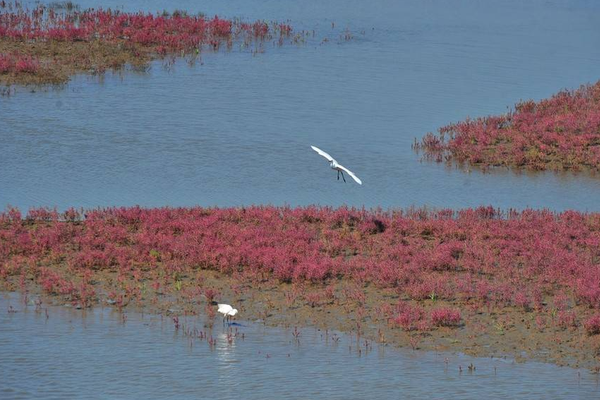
[0,1,293,84]
[0,3,291,50]
[430,307,461,327]
[0,52,39,73]
[2,205,600,330]
[415,81,600,172]
[584,314,600,335]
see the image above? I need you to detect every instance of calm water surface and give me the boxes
[2,3,600,397]
[1,0,600,211]
[1,292,598,399]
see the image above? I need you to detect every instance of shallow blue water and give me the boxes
[1,292,598,399]
[1,0,600,212]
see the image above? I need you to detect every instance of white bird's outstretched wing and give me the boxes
[338,164,362,185]
[311,145,334,162]
[218,304,233,314]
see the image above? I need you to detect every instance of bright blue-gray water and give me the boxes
[2,2,600,397]
[1,292,598,399]
[1,0,600,211]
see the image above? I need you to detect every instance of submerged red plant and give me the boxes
[416,81,600,172]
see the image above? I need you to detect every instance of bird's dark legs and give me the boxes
[341,171,346,183]
[337,171,340,180]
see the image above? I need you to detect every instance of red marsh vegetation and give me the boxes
[0,1,293,85]
[415,81,600,173]
[3,205,600,360]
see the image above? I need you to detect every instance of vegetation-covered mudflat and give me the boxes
[2,205,600,369]
[0,1,293,85]
[416,81,600,173]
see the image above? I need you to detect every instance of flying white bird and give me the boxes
[217,303,238,322]
[311,145,362,185]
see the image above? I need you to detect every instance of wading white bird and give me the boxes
[311,145,362,185]
[217,303,238,322]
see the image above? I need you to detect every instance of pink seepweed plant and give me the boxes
[2,205,600,338]
[0,2,292,51]
[0,1,295,84]
[416,81,600,172]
